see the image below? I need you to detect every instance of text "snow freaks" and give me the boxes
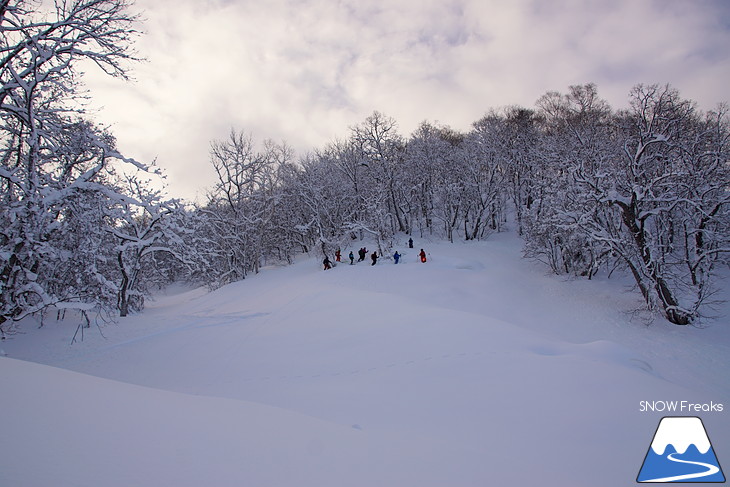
[639,401,724,413]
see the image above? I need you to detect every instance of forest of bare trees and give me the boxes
[171,83,730,326]
[2,2,728,335]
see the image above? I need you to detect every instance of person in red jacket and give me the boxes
[419,249,427,263]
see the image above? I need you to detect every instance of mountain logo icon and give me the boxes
[637,416,725,483]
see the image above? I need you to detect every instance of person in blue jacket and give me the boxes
[393,251,401,264]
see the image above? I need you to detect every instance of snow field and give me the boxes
[1,232,728,486]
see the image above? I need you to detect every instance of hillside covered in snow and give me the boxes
[1,232,728,486]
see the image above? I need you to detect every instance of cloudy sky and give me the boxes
[82,0,730,201]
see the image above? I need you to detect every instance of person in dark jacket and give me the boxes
[371,251,378,266]
[323,256,332,270]
[408,237,414,249]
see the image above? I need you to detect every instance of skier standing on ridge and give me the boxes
[349,251,355,265]
[393,251,401,264]
[419,249,427,263]
[408,237,413,248]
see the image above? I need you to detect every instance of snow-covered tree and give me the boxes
[350,111,408,238]
[0,0,158,334]
[462,116,508,240]
[527,84,618,277]
[530,83,730,324]
[404,122,454,237]
[290,151,357,256]
[600,85,730,324]
[106,175,191,317]
[497,107,545,236]
[197,130,295,288]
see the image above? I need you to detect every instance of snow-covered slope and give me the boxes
[2,232,728,486]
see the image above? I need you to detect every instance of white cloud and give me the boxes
[80,0,730,201]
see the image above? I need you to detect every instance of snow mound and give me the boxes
[0,357,448,487]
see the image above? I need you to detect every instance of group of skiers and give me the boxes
[323,237,427,270]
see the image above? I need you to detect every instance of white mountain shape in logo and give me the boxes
[651,417,711,455]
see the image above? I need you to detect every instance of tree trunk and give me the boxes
[615,200,691,325]
[117,252,130,317]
